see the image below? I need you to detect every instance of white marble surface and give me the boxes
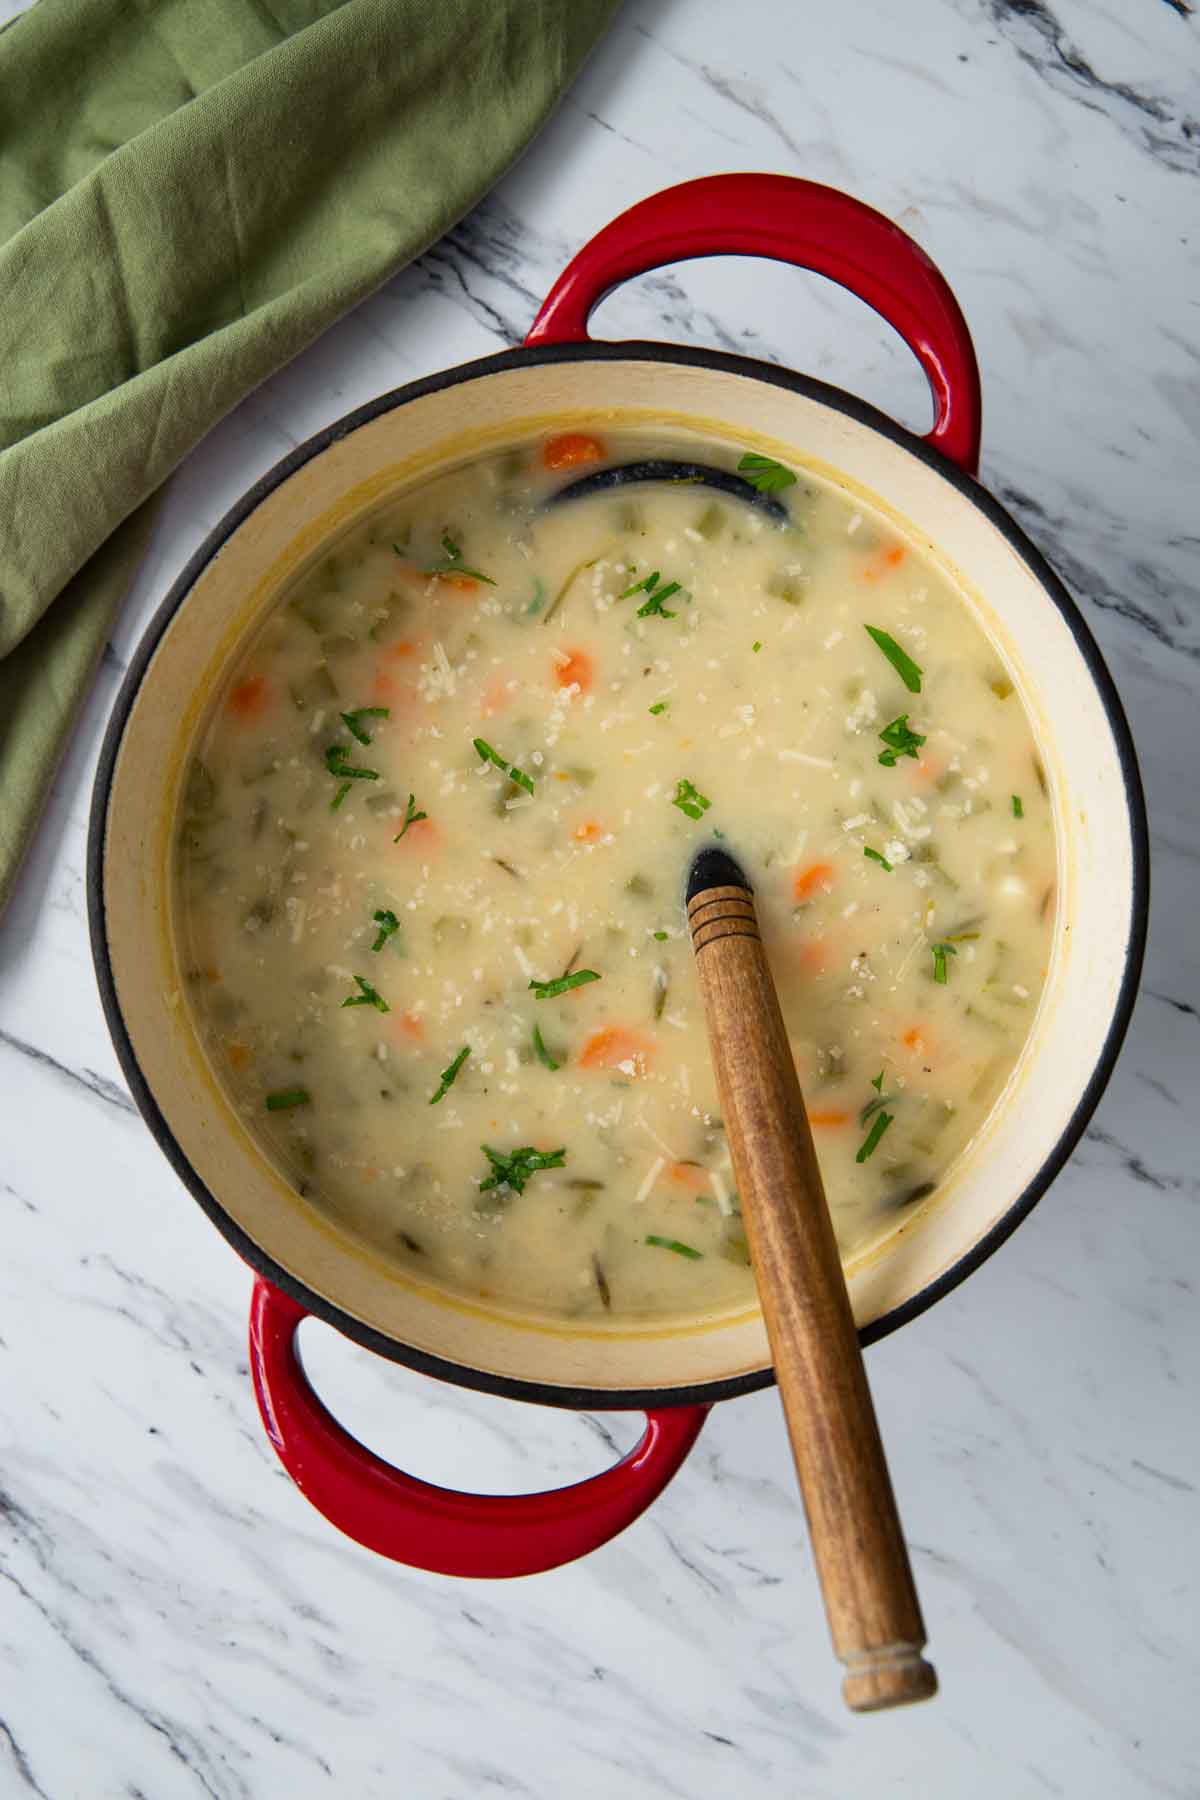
[2,1,1198,1794]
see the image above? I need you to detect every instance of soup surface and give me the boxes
[175,427,1056,1323]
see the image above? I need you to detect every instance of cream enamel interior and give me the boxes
[101,356,1136,1396]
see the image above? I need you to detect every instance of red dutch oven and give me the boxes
[88,175,1147,1578]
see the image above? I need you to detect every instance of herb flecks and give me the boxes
[864,846,893,871]
[479,1144,566,1195]
[1012,794,1024,819]
[877,714,926,767]
[645,1234,703,1260]
[429,1045,470,1106]
[371,908,401,952]
[532,1024,560,1071]
[737,452,797,494]
[931,942,957,985]
[529,969,600,1000]
[620,570,684,619]
[325,742,380,802]
[865,625,923,693]
[423,532,496,585]
[342,974,390,1013]
[394,793,428,842]
[340,706,389,746]
[473,737,535,795]
[265,1087,310,1111]
[649,701,669,716]
[672,778,711,821]
[856,1110,893,1163]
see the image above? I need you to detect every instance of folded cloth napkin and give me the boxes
[0,0,618,916]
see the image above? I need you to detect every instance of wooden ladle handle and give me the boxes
[688,880,937,1712]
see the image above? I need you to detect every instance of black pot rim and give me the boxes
[88,339,1150,1413]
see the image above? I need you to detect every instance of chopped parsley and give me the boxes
[865,625,923,693]
[620,570,684,619]
[340,706,389,746]
[422,531,496,585]
[473,737,534,795]
[1012,794,1024,819]
[325,742,380,799]
[672,778,711,821]
[265,1087,310,1111]
[645,1234,703,1260]
[331,780,352,811]
[393,792,428,842]
[653,930,669,942]
[649,700,669,716]
[341,974,390,1013]
[931,942,957,985]
[752,640,762,653]
[877,714,926,767]
[478,1144,566,1195]
[529,969,600,1000]
[864,846,893,871]
[532,1023,560,1071]
[871,1070,885,1092]
[429,1045,470,1105]
[737,452,797,493]
[371,908,401,951]
[856,1110,893,1163]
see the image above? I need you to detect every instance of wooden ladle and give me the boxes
[687,845,937,1713]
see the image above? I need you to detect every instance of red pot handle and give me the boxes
[526,172,982,475]
[248,1278,708,1576]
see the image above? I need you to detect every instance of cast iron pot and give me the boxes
[89,175,1148,1577]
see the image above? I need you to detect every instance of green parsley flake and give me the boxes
[653,930,669,942]
[423,532,496,585]
[877,714,926,767]
[672,778,711,821]
[645,1234,703,1260]
[1012,794,1024,818]
[532,1023,560,1071]
[265,1087,310,1112]
[752,640,762,653]
[864,846,893,872]
[325,743,381,792]
[371,908,401,952]
[478,1144,566,1195]
[865,625,923,693]
[429,1045,470,1106]
[394,793,428,842]
[340,706,389,746]
[529,969,601,1000]
[737,452,797,494]
[473,737,534,795]
[931,942,957,985]
[871,1070,885,1093]
[856,1110,894,1163]
[649,701,669,716]
[619,570,684,619]
[341,974,390,1013]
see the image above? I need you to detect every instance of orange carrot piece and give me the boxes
[436,572,478,592]
[794,860,836,902]
[393,1010,425,1043]
[861,542,907,583]
[543,432,606,471]
[227,675,271,720]
[578,1026,654,1075]
[797,940,830,975]
[807,1108,850,1128]
[384,639,418,661]
[555,648,595,692]
[901,1027,929,1057]
[393,816,439,851]
[572,820,604,844]
[668,1162,711,1194]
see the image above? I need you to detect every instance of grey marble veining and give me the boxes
[2,0,1198,1795]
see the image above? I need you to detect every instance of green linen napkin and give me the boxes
[0,0,618,916]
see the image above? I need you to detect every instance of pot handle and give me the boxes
[525,172,982,475]
[248,1279,708,1576]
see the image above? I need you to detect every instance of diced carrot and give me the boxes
[915,755,943,783]
[794,861,836,902]
[225,1042,252,1070]
[861,542,907,583]
[572,819,605,845]
[555,648,594,693]
[436,572,478,593]
[668,1162,712,1195]
[578,1026,654,1075]
[481,675,515,717]
[393,816,440,851]
[807,1108,850,1128]
[384,639,418,661]
[798,940,830,975]
[372,670,400,702]
[227,675,271,720]
[901,1026,929,1057]
[543,432,606,471]
[392,1010,425,1044]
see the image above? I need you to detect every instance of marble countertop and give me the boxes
[2,1,1197,1794]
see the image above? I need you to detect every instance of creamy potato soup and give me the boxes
[174,427,1056,1323]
